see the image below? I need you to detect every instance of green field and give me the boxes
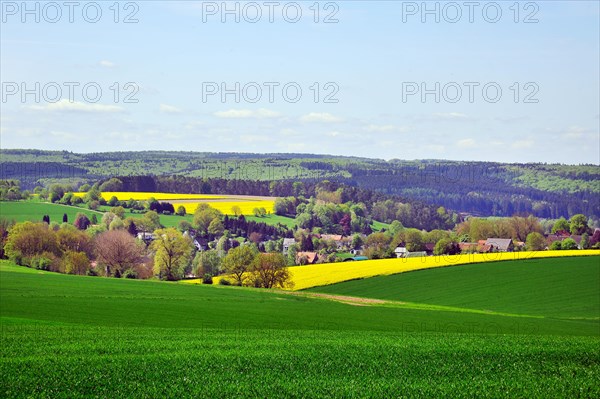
[0,201,102,224]
[1,201,298,230]
[308,257,600,320]
[244,214,297,228]
[1,258,599,397]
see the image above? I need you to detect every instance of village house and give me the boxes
[320,234,348,250]
[546,234,584,249]
[394,246,408,258]
[137,232,156,242]
[485,238,514,252]
[282,238,296,254]
[296,251,319,265]
[460,242,493,253]
[423,243,435,256]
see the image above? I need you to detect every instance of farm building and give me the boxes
[296,251,319,265]
[394,246,409,258]
[283,238,296,254]
[485,238,514,252]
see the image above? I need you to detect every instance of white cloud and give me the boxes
[326,131,341,137]
[457,138,476,148]
[27,99,124,113]
[99,60,116,68]
[432,112,468,120]
[183,121,206,130]
[562,126,590,139]
[300,112,343,123]
[159,104,182,114]
[512,139,534,149]
[214,108,281,119]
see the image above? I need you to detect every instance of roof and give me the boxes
[321,234,343,241]
[343,256,368,262]
[424,243,435,252]
[283,238,296,244]
[394,246,408,253]
[296,251,319,264]
[485,238,513,251]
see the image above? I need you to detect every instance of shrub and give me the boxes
[122,268,138,279]
[202,274,213,284]
[561,238,578,250]
[87,268,98,277]
[549,241,562,250]
[218,278,231,286]
[63,251,90,275]
[31,252,59,272]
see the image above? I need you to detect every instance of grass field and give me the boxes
[309,256,600,319]
[1,201,295,230]
[284,250,600,290]
[244,214,296,228]
[1,259,599,397]
[0,201,101,223]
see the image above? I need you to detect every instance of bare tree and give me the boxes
[94,230,144,277]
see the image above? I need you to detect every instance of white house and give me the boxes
[283,238,296,254]
[394,246,409,258]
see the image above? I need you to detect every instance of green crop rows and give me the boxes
[1,257,599,398]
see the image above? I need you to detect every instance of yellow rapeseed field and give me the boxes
[94,192,226,201]
[73,192,276,215]
[189,250,600,289]
[286,250,600,290]
[175,200,275,215]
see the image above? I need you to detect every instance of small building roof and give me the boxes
[485,238,513,251]
[296,251,319,264]
[321,234,343,241]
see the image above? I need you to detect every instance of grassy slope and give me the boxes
[3,260,594,335]
[1,260,599,397]
[308,257,600,319]
[0,201,101,223]
[1,201,296,230]
[244,214,296,228]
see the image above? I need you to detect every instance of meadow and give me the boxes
[0,200,296,229]
[1,259,599,397]
[277,250,600,290]
[309,256,600,319]
[0,201,101,223]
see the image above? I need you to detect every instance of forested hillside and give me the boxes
[1,150,598,219]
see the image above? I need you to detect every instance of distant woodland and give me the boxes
[1,149,598,219]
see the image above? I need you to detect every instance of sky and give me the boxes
[1,0,599,164]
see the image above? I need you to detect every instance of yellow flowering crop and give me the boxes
[287,250,600,290]
[95,192,226,201]
[173,200,275,215]
[73,191,275,215]
[184,250,600,290]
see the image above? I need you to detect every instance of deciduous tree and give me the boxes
[151,228,194,281]
[525,232,546,251]
[221,245,257,285]
[248,253,293,289]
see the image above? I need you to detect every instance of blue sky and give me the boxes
[1,1,599,164]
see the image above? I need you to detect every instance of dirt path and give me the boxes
[283,291,394,306]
